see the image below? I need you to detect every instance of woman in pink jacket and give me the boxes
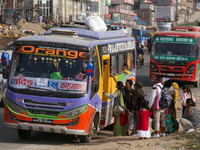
[182,85,196,115]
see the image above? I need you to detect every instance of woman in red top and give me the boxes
[137,101,152,139]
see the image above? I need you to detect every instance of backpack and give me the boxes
[141,93,149,105]
[157,85,173,109]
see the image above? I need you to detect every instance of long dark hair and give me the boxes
[186,98,194,117]
[117,81,125,97]
[182,85,193,98]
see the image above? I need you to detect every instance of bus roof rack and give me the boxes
[44,28,127,40]
[51,29,78,36]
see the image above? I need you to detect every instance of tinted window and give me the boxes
[118,53,124,73]
[111,54,117,75]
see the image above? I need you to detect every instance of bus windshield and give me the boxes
[152,42,196,56]
[9,45,88,94]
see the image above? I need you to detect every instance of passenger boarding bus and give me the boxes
[2,28,136,142]
[132,28,150,47]
[150,31,200,87]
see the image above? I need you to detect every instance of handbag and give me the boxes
[113,91,124,116]
[152,87,159,110]
[113,105,124,116]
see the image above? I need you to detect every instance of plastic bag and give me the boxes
[84,15,107,32]
[127,113,136,135]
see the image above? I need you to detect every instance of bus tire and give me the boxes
[0,98,4,107]
[79,134,91,143]
[18,129,31,139]
[79,121,96,143]
[194,80,199,87]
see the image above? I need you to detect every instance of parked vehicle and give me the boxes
[132,28,150,47]
[0,50,12,107]
[150,31,200,87]
[146,26,158,36]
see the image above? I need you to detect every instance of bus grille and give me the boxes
[28,109,60,116]
[23,99,66,111]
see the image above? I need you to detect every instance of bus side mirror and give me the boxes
[2,69,8,79]
[86,63,93,76]
[1,52,9,66]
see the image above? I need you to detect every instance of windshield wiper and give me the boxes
[25,86,55,92]
[57,89,83,93]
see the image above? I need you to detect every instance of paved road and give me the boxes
[0,49,200,149]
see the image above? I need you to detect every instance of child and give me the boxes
[137,101,152,139]
[182,85,196,115]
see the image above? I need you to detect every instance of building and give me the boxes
[109,0,135,26]
[32,0,109,23]
[181,0,187,18]
[137,0,155,26]
[186,0,193,18]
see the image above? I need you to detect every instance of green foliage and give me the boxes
[178,21,198,27]
[42,25,58,31]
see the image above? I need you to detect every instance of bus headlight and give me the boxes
[186,64,195,74]
[61,105,87,118]
[6,98,26,113]
[151,62,158,72]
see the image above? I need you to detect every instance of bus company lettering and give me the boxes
[159,37,174,42]
[60,82,86,92]
[108,41,135,53]
[11,77,34,86]
[16,45,87,59]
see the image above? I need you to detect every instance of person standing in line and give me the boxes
[149,75,166,138]
[133,82,144,133]
[103,81,127,136]
[182,85,196,115]
[180,98,200,133]
[137,101,152,139]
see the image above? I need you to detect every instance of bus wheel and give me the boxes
[18,129,31,139]
[79,122,96,143]
[79,134,91,143]
[194,80,199,87]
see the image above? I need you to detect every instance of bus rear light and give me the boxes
[61,105,87,118]
[6,98,26,113]
[151,62,158,72]
[186,65,195,74]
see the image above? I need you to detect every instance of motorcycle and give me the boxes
[137,53,143,69]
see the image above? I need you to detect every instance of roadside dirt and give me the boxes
[68,89,199,150]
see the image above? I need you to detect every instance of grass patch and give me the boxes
[178,21,198,26]
[173,132,200,149]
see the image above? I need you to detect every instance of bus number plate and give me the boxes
[167,73,176,76]
[32,118,53,124]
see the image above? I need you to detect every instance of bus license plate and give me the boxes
[32,118,53,124]
[167,73,176,76]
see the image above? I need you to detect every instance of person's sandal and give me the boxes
[139,137,144,140]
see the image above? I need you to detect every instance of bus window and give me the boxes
[111,54,118,75]
[118,53,124,73]
[127,52,135,69]
[91,56,99,98]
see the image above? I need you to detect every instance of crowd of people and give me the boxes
[103,75,200,139]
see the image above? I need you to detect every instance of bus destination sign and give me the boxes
[154,37,195,44]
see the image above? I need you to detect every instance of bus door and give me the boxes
[101,54,113,127]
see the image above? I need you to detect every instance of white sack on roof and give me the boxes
[84,15,107,32]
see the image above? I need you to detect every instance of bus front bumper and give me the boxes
[4,122,86,135]
[150,72,195,81]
